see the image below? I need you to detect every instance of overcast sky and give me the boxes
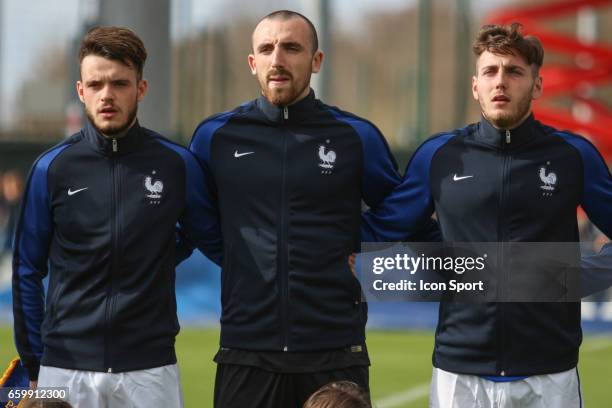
[0,0,509,128]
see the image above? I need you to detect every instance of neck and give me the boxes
[289,87,311,106]
[264,87,311,107]
[484,110,532,130]
[102,118,137,139]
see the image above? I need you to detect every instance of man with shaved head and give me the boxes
[249,10,321,107]
[188,9,418,408]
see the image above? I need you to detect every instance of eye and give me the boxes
[284,43,302,53]
[258,44,274,54]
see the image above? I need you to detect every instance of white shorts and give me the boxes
[429,367,583,408]
[38,364,184,408]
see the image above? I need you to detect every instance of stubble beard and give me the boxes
[482,84,534,129]
[260,72,311,106]
[86,101,138,138]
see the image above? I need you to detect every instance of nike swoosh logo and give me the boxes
[68,187,88,196]
[234,150,254,158]
[453,174,473,181]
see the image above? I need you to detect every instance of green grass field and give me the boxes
[1,326,611,407]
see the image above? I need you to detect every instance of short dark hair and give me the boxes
[473,23,544,75]
[79,26,147,80]
[259,10,319,53]
[303,381,371,408]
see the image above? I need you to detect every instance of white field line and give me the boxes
[375,382,430,408]
[373,338,612,408]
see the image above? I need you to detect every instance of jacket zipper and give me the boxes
[104,138,119,372]
[497,129,511,376]
[280,106,289,351]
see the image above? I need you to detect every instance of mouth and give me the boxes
[491,95,510,104]
[99,106,118,119]
[268,76,290,85]
[267,70,292,86]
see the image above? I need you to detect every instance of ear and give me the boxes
[76,81,85,103]
[248,54,257,75]
[311,50,324,74]
[471,75,479,101]
[137,79,148,101]
[532,75,543,100]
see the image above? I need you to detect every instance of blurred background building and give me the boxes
[0,0,611,327]
[2,0,612,157]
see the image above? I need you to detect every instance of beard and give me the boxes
[482,84,534,129]
[86,102,138,137]
[259,68,311,106]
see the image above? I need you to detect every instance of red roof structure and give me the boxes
[488,0,612,161]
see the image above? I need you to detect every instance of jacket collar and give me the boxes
[82,119,145,156]
[477,113,536,149]
[256,89,318,124]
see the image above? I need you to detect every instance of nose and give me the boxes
[494,70,507,90]
[271,47,285,68]
[100,84,114,103]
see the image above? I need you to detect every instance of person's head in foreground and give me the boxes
[249,10,324,106]
[472,22,543,130]
[77,26,148,138]
[303,381,371,408]
[22,398,73,408]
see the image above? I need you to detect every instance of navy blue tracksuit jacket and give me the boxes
[362,115,612,376]
[189,90,402,353]
[13,121,221,380]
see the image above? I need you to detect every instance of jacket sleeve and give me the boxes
[357,121,402,208]
[183,113,235,265]
[12,154,57,381]
[561,134,612,238]
[579,144,612,238]
[559,134,612,296]
[577,139,612,295]
[156,139,223,267]
[177,149,223,266]
[175,226,195,265]
[361,133,454,242]
[581,243,612,297]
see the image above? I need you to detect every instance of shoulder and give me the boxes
[415,129,462,157]
[544,126,607,164]
[144,130,201,169]
[321,104,384,141]
[33,134,80,174]
[192,101,255,141]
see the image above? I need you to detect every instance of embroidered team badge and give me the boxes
[318,140,336,175]
[144,170,164,204]
[539,163,557,197]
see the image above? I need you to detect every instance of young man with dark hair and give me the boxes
[362,23,611,407]
[188,9,426,408]
[12,26,220,408]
